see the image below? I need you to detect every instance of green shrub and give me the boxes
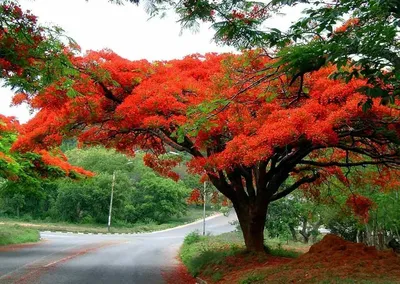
[240,273,265,284]
[80,215,95,224]
[21,214,33,222]
[180,231,244,277]
[269,247,300,258]
[184,231,202,245]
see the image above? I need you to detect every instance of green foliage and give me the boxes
[0,1,79,94]
[267,197,300,240]
[180,231,300,278]
[184,231,202,245]
[239,273,265,284]
[130,173,189,223]
[269,246,301,258]
[66,147,134,175]
[267,193,323,243]
[0,146,197,226]
[0,224,40,246]
[128,0,400,106]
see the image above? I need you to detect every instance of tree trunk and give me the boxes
[289,225,298,242]
[300,218,309,243]
[234,202,268,253]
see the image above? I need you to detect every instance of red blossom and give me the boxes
[345,194,374,223]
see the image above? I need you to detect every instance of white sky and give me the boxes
[0,0,303,123]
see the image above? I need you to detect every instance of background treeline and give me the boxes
[0,145,218,226]
[265,176,400,248]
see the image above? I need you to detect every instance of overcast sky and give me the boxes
[1,0,302,122]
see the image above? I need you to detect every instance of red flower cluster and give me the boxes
[345,194,374,223]
[187,189,202,205]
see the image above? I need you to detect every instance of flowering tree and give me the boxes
[3,2,400,252]
[0,114,92,181]
[110,0,400,108]
[0,1,78,95]
[5,46,399,251]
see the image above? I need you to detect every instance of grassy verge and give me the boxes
[180,231,303,282]
[0,207,216,234]
[0,224,40,246]
[180,231,400,284]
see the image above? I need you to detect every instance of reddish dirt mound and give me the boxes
[297,234,398,267]
[281,234,400,282]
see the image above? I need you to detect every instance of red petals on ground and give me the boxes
[163,260,196,284]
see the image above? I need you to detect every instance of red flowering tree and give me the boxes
[0,1,78,95]
[3,1,400,252]
[6,46,400,251]
[0,114,92,181]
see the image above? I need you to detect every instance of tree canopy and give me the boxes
[7,46,400,251]
[2,1,400,252]
[0,114,92,181]
[108,0,400,107]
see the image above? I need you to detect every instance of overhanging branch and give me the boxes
[300,159,399,167]
[269,172,320,202]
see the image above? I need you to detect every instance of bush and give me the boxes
[80,215,95,224]
[184,231,202,245]
[180,232,243,277]
[21,214,33,222]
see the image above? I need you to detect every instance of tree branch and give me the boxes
[300,159,400,168]
[269,172,320,202]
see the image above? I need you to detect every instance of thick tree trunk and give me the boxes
[234,202,268,253]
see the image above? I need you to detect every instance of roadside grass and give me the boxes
[180,231,301,282]
[235,234,400,284]
[179,231,400,283]
[0,224,40,246]
[0,207,216,234]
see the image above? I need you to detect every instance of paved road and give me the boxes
[0,212,237,284]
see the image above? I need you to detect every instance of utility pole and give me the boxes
[203,181,206,236]
[107,171,116,233]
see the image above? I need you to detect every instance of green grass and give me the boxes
[269,246,301,258]
[0,207,216,234]
[0,224,40,246]
[179,231,300,279]
[239,272,265,284]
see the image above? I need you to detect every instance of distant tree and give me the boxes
[129,173,189,223]
[266,192,324,243]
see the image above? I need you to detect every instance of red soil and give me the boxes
[163,259,197,284]
[197,252,292,283]
[285,234,400,281]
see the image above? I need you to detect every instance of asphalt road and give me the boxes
[0,212,237,284]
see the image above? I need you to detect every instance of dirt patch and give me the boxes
[162,259,196,284]
[0,241,45,252]
[260,234,400,283]
[197,252,293,283]
[182,235,400,283]
[282,244,310,254]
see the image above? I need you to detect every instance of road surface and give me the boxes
[0,212,237,283]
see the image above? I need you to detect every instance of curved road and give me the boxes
[0,212,237,283]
